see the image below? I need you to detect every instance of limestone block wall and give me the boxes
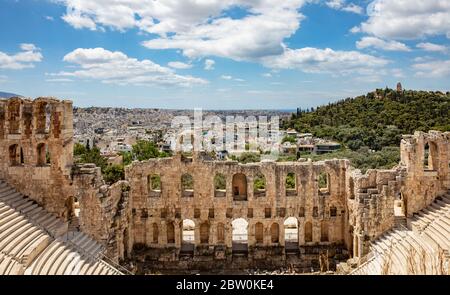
[348,168,404,257]
[0,97,74,217]
[401,131,450,217]
[72,164,131,262]
[124,153,350,258]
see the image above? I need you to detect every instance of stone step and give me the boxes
[31,241,62,275]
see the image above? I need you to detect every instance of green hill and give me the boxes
[284,88,450,151]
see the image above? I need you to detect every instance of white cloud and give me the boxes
[356,0,450,40]
[262,47,389,76]
[167,61,192,69]
[416,42,448,53]
[49,47,207,87]
[61,9,97,30]
[0,43,43,70]
[356,37,411,51]
[45,16,54,21]
[46,78,73,83]
[413,59,450,77]
[262,73,272,78]
[220,75,245,82]
[204,59,215,70]
[326,0,363,14]
[57,0,307,61]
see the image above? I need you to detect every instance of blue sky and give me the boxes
[0,0,449,109]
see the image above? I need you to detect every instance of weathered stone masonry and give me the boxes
[0,97,449,272]
[122,154,349,270]
[0,97,73,218]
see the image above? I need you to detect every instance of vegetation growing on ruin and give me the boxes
[74,140,170,184]
[305,147,401,174]
[230,152,261,164]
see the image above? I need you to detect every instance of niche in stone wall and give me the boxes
[304,221,313,242]
[423,141,439,171]
[200,222,210,244]
[232,173,247,201]
[321,221,329,242]
[270,223,280,243]
[9,144,23,166]
[255,222,264,244]
[167,222,175,244]
[152,223,159,244]
[217,223,225,244]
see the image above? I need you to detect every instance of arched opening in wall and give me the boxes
[253,173,266,198]
[181,219,195,252]
[349,225,354,258]
[9,144,20,166]
[166,222,175,244]
[304,221,313,243]
[200,222,210,244]
[64,196,75,221]
[349,178,355,200]
[214,173,226,197]
[181,174,194,197]
[152,223,159,244]
[424,142,430,170]
[123,228,129,259]
[255,222,264,244]
[286,172,297,196]
[318,172,330,194]
[232,173,247,201]
[284,217,299,251]
[394,193,406,217]
[217,223,225,244]
[148,174,161,197]
[37,143,50,166]
[270,223,280,244]
[232,218,248,253]
[8,100,21,134]
[19,147,24,165]
[73,197,80,217]
[321,221,329,242]
[45,103,51,133]
[424,142,439,171]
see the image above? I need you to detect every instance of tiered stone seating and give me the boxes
[351,192,450,275]
[0,180,123,275]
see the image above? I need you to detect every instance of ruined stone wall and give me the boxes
[0,97,73,217]
[348,168,404,257]
[72,164,130,262]
[124,153,350,262]
[400,131,450,217]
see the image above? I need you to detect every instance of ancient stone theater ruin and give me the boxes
[0,97,449,275]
